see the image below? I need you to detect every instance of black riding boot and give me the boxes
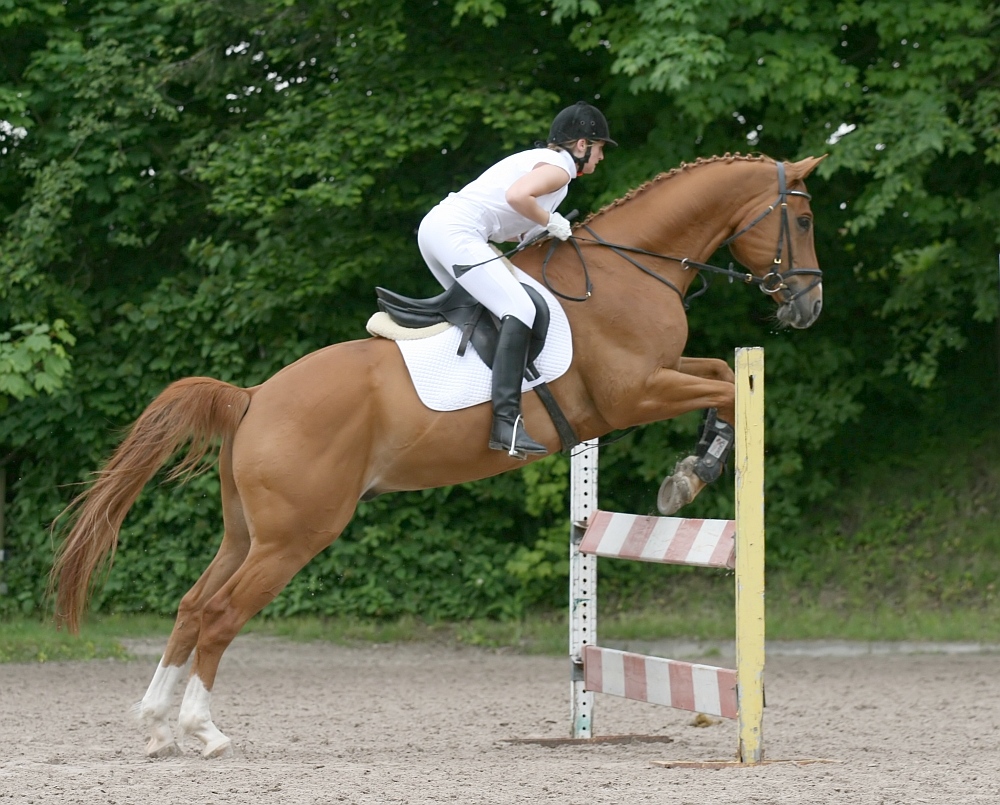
[489,315,548,459]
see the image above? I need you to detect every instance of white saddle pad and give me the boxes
[390,269,573,412]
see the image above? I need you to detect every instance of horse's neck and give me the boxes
[519,160,775,364]
[590,160,768,263]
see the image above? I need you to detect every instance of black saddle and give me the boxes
[374,282,550,373]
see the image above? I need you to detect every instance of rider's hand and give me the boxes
[546,212,573,241]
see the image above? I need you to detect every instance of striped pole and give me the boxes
[582,646,738,718]
[579,511,736,569]
[734,346,765,763]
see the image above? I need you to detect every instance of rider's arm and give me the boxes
[505,163,572,227]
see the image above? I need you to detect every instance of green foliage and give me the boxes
[0,320,74,404]
[770,416,1000,635]
[552,0,1000,390]
[0,619,130,663]
[0,0,997,626]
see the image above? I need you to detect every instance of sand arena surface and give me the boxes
[1,636,998,804]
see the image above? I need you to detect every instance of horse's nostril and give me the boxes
[813,299,823,317]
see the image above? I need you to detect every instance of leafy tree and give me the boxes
[1,0,997,618]
[0,0,611,617]
[544,0,1000,387]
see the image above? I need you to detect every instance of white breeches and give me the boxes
[418,205,536,327]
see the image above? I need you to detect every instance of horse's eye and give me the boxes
[797,216,812,231]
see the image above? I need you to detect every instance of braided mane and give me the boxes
[583,152,775,225]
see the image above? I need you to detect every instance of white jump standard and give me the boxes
[568,346,766,765]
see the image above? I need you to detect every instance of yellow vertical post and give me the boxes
[734,346,765,764]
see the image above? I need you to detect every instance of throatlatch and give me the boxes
[692,408,734,483]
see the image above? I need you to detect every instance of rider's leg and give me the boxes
[417,210,459,291]
[452,262,545,458]
[487,314,548,458]
[416,213,545,457]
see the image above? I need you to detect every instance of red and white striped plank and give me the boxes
[579,510,736,569]
[582,645,738,719]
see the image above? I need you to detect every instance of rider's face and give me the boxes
[573,140,605,174]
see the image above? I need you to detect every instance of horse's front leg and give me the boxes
[676,356,736,388]
[609,359,736,515]
[656,357,739,514]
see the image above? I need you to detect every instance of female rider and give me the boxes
[417,101,615,459]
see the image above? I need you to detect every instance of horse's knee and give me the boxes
[678,356,736,384]
[175,593,202,627]
[706,358,736,384]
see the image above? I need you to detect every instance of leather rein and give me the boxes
[540,161,823,308]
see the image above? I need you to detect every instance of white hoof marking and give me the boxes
[178,675,232,759]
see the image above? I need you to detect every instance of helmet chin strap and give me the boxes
[573,143,593,177]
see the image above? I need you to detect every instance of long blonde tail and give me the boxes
[49,377,251,632]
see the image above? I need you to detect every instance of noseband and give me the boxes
[540,161,823,307]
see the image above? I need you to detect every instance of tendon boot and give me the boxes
[692,408,735,483]
[488,315,548,459]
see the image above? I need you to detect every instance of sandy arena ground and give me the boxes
[1,635,998,804]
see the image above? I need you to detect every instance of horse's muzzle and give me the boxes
[776,286,823,329]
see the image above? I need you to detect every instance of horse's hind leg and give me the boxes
[137,536,249,757]
[138,441,251,758]
[176,503,355,758]
[137,660,187,757]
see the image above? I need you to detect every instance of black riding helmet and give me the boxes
[546,101,616,175]
[547,101,617,147]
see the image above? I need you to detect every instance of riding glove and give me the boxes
[546,212,573,241]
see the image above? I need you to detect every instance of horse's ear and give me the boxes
[790,154,828,181]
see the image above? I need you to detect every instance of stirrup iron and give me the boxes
[508,415,526,458]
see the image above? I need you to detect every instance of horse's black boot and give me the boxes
[692,407,734,483]
[489,316,548,460]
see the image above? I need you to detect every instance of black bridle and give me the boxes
[540,161,823,308]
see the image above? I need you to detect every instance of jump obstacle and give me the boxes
[568,347,766,765]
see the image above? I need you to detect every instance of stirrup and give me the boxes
[489,414,547,460]
[508,415,532,459]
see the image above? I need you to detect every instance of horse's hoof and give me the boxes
[146,738,182,758]
[657,456,700,515]
[201,736,233,759]
[657,474,692,515]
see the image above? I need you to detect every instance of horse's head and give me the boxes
[724,156,826,329]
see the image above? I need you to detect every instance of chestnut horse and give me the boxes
[51,153,826,758]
